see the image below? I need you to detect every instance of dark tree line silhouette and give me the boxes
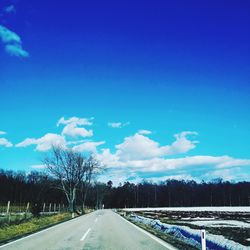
[104,180,250,208]
[0,169,66,205]
[0,168,249,209]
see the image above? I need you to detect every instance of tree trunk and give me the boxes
[68,188,76,213]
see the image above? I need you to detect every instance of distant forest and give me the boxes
[0,168,250,209]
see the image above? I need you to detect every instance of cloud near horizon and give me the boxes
[114,131,198,161]
[73,141,105,153]
[10,117,250,183]
[0,137,13,147]
[96,153,250,185]
[94,130,250,184]
[16,133,66,151]
[15,116,98,152]
[0,130,13,147]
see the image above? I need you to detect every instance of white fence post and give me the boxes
[6,201,10,214]
[6,201,11,223]
[43,203,46,213]
[26,202,30,213]
[201,229,206,250]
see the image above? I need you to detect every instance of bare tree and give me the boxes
[43,146,96,213]
[80,155,100,212]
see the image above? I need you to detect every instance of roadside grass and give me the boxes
[0,213,72,244]
[120,213,198,250]
[0,213,33,226]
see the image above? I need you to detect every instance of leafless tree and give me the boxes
[80,155,101,212]
[43,146,99,213]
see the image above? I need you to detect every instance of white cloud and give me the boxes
[0,25,29,57]
[97,168,139,186]
[0,131,6,135]
[108,122,130,128]
[145,174,195,183]
[67,139,87,145]
[96,144,250,181]
[167,131,199,155]
[5,44,29,57]
[138,130,152,135]
[216,158,250,168]
[57,116,93,137]
[116,133,163,160]
[31,164,47,170]
[57,116,93,127]
[16,138,37,147]
[62,124,93,137]
[97,169,130,186]
[4,5,16,14]
[204,168,250,182]
[96,152,250,184]
[72,141,105,153]
[108,122,122,128]
[0,138,13,147]
[0,25,20,43]
[115,131,198,161]
[16,133,66,151]
[12,116,250,184]
[123,155,250,173]
[96,149,121,167]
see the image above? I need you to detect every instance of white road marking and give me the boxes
[0,218,79,249]
[0,212,94,249]
[80,228,91,241]
[118,214,177,250]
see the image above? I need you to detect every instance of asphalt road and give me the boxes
[0,210,177,250]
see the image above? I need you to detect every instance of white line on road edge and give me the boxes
[0,212,94,249]
[118,214,177,250]
[80,228,91,241]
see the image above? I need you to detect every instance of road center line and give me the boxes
[80,228,91,242]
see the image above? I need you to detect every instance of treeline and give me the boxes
[105,180,250,208]
[0,168,102,208]
[0,169,66,205]
[0,168,250,208]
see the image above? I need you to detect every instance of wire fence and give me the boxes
[0,201,68,226]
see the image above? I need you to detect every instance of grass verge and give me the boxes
[0,213,73,245]
[121,214,198,250]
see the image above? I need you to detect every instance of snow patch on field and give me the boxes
[188,220,250,228]
[181,217,216,220]
[124,206,250,213]
[129,214,249,250]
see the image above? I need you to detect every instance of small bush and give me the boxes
[30,203,42,217]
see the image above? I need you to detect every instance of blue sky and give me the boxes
[0,0,249,184]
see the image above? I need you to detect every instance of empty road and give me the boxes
[0,210,177,250]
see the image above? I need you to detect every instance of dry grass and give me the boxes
[0,213,72,244]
